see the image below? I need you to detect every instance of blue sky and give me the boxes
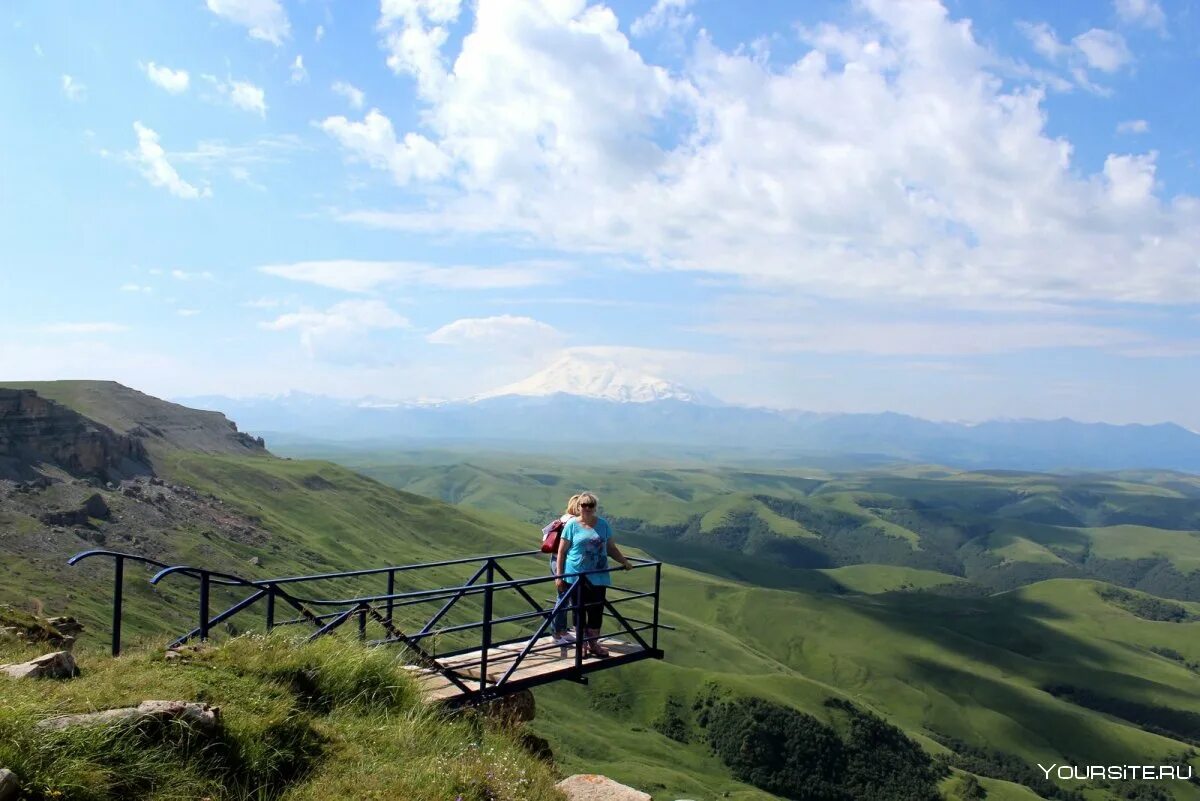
[2,0,1199,426]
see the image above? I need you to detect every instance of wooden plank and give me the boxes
[410,636,643,702]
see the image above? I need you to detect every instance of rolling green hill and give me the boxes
[317,452,1200,602]
[4,384,1200,800]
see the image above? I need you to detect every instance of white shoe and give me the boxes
[551,632,576,645]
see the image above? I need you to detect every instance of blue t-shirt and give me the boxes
[561,517,613,586]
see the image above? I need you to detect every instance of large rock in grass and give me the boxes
[481,689,536,723]
[0,651,78,679]
[556,774,652,801]
[0,769,18,801]
[37,701,221,733]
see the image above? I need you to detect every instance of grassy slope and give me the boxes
[7,427,1200,799]
[0,634,561,801]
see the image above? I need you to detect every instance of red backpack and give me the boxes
[540,519,566,553]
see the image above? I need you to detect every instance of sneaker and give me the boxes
[551,632,576,645]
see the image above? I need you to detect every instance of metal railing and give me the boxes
[68,548,669,701]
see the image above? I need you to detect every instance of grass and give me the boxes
[0,634,562,801]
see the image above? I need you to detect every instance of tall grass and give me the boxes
[0,634,563,801]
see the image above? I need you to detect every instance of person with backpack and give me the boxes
[543,494,581,645]
[554,491,632,658]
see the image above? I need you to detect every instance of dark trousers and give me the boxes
[568,579,607,630]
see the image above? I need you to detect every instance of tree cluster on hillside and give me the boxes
[1097,587,1198,623]
[932,735,1085,801]
[698,694,944,801]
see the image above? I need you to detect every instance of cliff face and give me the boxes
[0,389,151,481]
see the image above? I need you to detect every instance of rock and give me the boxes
[46,617,84,636]
[0,651,78,680]
[248,556,262,567]
[39,508,89,527]
[82,493,111,519]
[0,768,18,801]
[481,689,536,723]
[37,700,221,733]
[556,774,652,801]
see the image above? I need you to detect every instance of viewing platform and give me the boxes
[69,548,668,705]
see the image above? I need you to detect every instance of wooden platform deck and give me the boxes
[410,636,650,702]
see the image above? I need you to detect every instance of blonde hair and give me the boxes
[565,494,582,516]
[577,491,599,511]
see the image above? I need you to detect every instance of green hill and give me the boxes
[4,383,1200,800]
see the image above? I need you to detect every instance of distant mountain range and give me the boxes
[178,359,1200,472]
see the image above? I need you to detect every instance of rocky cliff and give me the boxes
[0,389,150,481]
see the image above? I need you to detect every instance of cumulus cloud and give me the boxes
[258,259,562,292]
[427,315,561,349]
[378,0,463,99]
[260,299,411,359]
[1117,119,1149,134]
[141,62,190,93]
[631,0,694,38]
[130,122,211,199]
[326,0,1199,306]
[332,80,365,109]
[1072,28,1132,72]
[61,74,85,101]
[171,269,215,281]
[205,0,290,45]
[202,74,267,116]
[319,109,448,183]
[1114,0,1167,33]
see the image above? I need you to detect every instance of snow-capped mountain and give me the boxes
[472,356,718,405]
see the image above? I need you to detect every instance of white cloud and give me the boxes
[332,80,365,109]
[327,0,1200,306]
[378,0,463,99]
[1103,152,1157,206]
[1114,0,1167,33]
[631,0,694,38]
[120,283,153,293]
[61,74,85,101]
[1116,119,1150,134]
[40,322,129,334]
[205,0,290,45]
[228,79,267,116]
[260,299,411,357]
[1072,28,1132,73]
[427,315,561,348]
[319,109,448,183]
[141,62,190,93]
[171,269,215,281]
[259,259,562,292]
[130,122,211,200]
[290,54,307,84]
[177,309,201,317]
[315,24,325,42]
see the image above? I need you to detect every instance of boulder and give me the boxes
[82,493,111,519]
[37,701,221,733]
[556,775,652,801]
[46,616,84,636]
[0,768,18,801]
[0,651,78,680]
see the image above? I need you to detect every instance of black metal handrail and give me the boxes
[68,548,670,701]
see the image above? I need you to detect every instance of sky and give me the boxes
[2,0,1199,426]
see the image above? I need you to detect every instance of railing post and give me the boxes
[358,605,367,640]
[265,584,276,631]
[652,562,661,652]
[480,559,494,693]
[385,569,395,624]
[198,572,211,642]
[111,555,125,657]
[574,578,584,670]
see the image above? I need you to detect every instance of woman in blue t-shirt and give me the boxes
[554,491,632,657]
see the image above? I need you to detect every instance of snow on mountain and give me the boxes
[472,356,719,405]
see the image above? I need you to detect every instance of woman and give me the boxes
[548,494,581,646]
[555,491,632,657]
